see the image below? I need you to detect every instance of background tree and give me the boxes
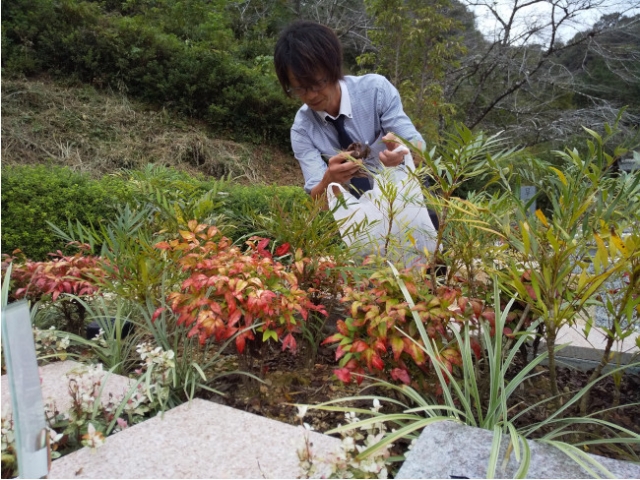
[565,13,640,109]
[356,0,466,140]
[447,0,640,146]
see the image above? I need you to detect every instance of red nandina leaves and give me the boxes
[282,333,297,351]
[470,300,483,318]
[154,241,172,250]
[333,360,365,385]
[236,334,247,353]
[369,352,384,371]
[441,348,462,367]
[390,336,404,361]
[352,340,368,353]
[391,368,411,385]
[322,333,344,345]
[334,368,352,383]
[470,339,482,359]
[481,310,496,325]
[372,339,387,352]
[152,307,166,322]
[326,264,484,388]
[275,243,291,257]
[403,338,426,365]
[155,224,324,353]
[458,296,468,312]
[228,309,242,327]
[525,285,538,301]
[336,319,350,336]
[255,238,272,258]
[2,246,108,303]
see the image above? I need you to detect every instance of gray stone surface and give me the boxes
[49,398,341,479]
[538,313,639,372]
[1,360,134,416]
[592,276,638,332]
[396,421,640,479]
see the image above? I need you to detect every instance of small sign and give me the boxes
[2,301,49,479]
[619,157,639,172]
[520,185,537,216]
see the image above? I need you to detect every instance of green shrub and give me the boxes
[1,0,297,147]
[1,163,309,261]
[221,184,308,241]
[1,165,129,260]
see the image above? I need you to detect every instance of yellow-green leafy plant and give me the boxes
[579,224,640,415]
[301,275,639,477]
[403,123,520,286]
[494,124,640,407]
[49,204,174,304]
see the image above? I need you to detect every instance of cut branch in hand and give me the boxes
[343,142,371,177]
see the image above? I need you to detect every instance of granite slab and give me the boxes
[396,420,640,479]
[1,360,135,416]
[49,398,341,479]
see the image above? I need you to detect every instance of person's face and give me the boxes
[287,71,341,116]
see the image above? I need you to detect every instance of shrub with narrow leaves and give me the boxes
[154,221,326,353]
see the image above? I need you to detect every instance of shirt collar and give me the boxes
[320,79,352,123]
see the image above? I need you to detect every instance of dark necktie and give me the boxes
[326,115,371,198]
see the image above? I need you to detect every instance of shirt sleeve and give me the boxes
[291,124,328,194]
[377,77,425,148]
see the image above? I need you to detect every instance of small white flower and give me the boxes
[296,405,308,419]
[47,426,63,445]
[81,423,105,451]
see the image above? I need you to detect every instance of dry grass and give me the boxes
[1,78,303,186]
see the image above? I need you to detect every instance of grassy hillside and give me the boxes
[1,77,303,186]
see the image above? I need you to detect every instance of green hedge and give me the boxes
[1,165,130,260]
[1,164,308,260]
[222,183,308,241]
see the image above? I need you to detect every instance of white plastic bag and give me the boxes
[327,150,438,266]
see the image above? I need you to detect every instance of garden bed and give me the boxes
[200,340,640,463]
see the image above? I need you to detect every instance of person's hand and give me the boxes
[327,152,363,184]
[379,133,408,167]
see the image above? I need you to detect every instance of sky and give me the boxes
[465,0,640,44]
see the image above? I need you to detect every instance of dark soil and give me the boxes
[199,342,640,463]
[199,341,370,433]
[508,363,640,460]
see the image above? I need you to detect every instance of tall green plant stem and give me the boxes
[429,200,450,289]
[383,198,396,257]
[405,125,517,289]
[545,325,561,409]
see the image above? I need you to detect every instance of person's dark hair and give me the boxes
[274,20,343,96]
